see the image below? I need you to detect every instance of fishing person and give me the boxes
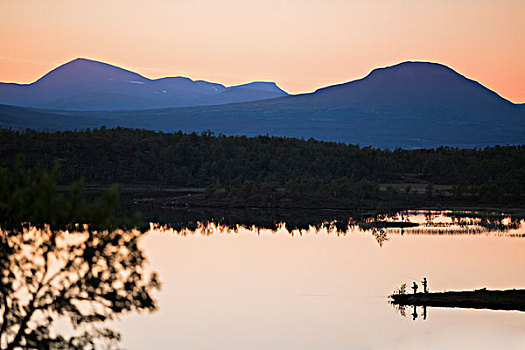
[422,277,428,293]
[412,281,418,294]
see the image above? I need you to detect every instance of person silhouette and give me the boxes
[422,277,428,293]
[412,281,418,294]
[422,305,427,320]
[412,305,418,320]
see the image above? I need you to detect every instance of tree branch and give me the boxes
[5,244,51,350]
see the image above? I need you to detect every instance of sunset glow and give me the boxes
[2,2,524,347]
[1,0,524,102]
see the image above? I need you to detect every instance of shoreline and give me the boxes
[119,186,525,215]
[390,289,525,312]
[60,183,525,213]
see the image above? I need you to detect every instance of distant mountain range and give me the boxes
[0,58,288,110]
[0,60,524,148]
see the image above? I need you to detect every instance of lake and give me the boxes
[115,210,525,349]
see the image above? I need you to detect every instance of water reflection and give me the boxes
[399,305,427,321]
[0,227,159,349]
[392,298,525,322]
[369,227,389,247]
[150,210,525,247]
[116,218,525,350]
[5,210,524,349]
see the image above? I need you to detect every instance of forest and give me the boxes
[1,127,524,209]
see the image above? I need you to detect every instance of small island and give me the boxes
[390,288,525,312]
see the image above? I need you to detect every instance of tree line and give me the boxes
[1,127,523,206]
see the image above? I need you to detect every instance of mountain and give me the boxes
[0,58,288,110]
[1,61,523,148]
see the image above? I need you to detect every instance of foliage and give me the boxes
[396,283,407,295]
[0,160,159,349]
[0,128,524,206]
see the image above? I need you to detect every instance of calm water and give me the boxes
[116,211,525,349]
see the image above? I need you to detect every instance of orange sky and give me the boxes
[1,0,524,102]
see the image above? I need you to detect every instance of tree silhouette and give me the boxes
[0,158,160,349]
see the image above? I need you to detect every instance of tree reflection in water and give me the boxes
[0,160,160,349]
[2,197,523,347]
[149,209,524,248]
[0,227,160,349]
[369,227,389,247]
[390,303,428,321]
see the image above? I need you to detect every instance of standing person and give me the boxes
[412,281,418,294]
[422,277,428,293]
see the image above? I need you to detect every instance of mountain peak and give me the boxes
[35,58,147,85]
[313,60,511,105]
[365,61,461,80]
[68,57,102,65]
[0,58,289,110]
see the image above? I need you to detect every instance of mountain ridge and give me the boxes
[0,60,523,148]
[0,58,288,110]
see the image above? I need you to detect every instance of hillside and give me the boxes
[0,58,287,110]
[1,61,523,148]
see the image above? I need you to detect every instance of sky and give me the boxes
[1,0,524,102]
